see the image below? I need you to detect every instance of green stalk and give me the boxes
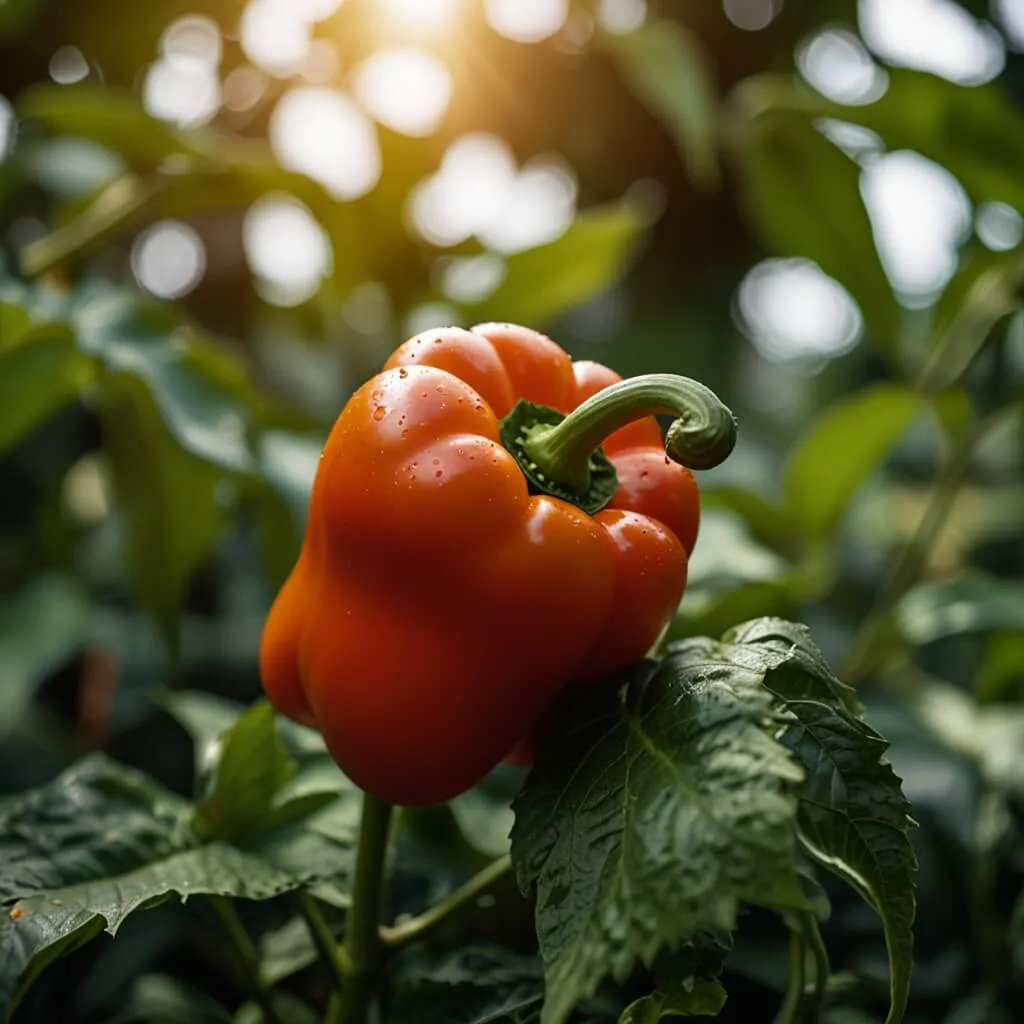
[520,373,737,491]
[772,925,807,1024]
[337,793,394,1024]
[381,854,512,949]
[208,896,284,1024]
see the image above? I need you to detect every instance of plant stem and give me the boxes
[337,793,394,1024]
[773,924,806,1024]
[208,896,283,1024]
[295,891,347,994]
[521,372,738,488]
[842,402,1019,683]
[801,913,830,1022]
[381,853,513,949]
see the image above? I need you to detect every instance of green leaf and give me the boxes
[108,974,233,1024]
[0,302,33,347]
[387,944,544,1024]
[20,174,168,278]
[665,619,914,1022]
[464,201,651,326]
[0,0,41,37]
[156,690,248,780]
[260,916,319,986]
[699,486,792,552]
[603,19,719,189]
[75,287,256,474]
[921,248,1024,392]
[195,702,298,841]
[780,701,917,1024]
[18,84,193,169]
[511,654,806,1024]
[0,754,354,1021]
[0,323,94,451]
[619,937,731,1023]
[782,384,925,536]
[730,109,901,355]
[99,372,224,647]
[619,979,726,1022]
[896,572,1024,645]
[233,993,320,1024]
[721,618,861,713]
[0,573,89,731]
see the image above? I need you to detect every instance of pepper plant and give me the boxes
[2,2,1024,1024]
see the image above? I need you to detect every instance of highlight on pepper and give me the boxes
[259,322,737,807]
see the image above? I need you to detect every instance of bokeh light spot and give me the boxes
[49,46,90,84]
[162,15,222,67]
[0,96,14,164]
[441,254,507,303]
[976,202,1024,253]
[478,157,576,253]
[994,0,1024,49]
[862,150,972,301]
[738,258,863,363]
[270,88,381,200]
[143,59,220,127]
[404,301,462,336]
[131,221,207,299]
[241,0,312,77]
[723,0,783,32]
[798,28,887,105]
[353,49,453,137]
[484,0,569,43]
[597,0,647,35]
[859,0,1004,85]
[243,195,333,306]
[409,135,577,253]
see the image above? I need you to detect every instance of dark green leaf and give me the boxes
[0,323,94,450]
[619,978,726,1022]
[721,618,861,713]
[99,372,224,647]
[107,974,233,1024]
[232,993,320,1024]
[921,249,1024,392]
[730,109,901,354]
[659,619,913,1022]
[156,690,247,780]
[260,916,319,986]
[511,654,806,1024]
[768,700,916,1024]
[388,944,544,1024]
[0,754,353,1021]
[0,573,88,731]
[464,201,651,326]
[619,936,731,1023]
[603,20,719,189]
[783,384,924,537]
[896,572,1024,645]
[194,702,298,841]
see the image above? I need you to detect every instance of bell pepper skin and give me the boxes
[260,323,724,806]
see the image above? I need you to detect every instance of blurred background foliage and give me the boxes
[1,0,1024,1021]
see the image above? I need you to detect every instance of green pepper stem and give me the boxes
[520,372,737,492]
